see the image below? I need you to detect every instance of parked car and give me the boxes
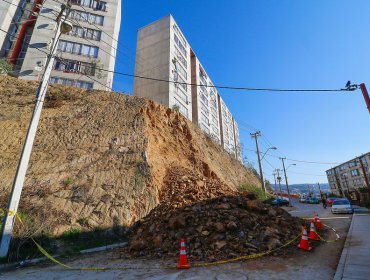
[327,197,338,207]
[271,198,290,206]
[331,199,354,214]
[308,197,320,204]
[299,196,308,203]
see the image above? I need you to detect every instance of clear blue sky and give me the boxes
[112,0,370,184]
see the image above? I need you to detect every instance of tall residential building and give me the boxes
[134,15,241,160]
[326,152,370,196]
[0,0,121,90]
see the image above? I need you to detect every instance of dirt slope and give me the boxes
[0,76,260,236]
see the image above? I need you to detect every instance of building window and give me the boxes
[349,161,357,168]
[174,34,186,56]
[200,123,210,135]
[174,46,187,68]
[174,87,188,103]
[201,113,210,126]
[71,0,107,11]
[70,10,104,25]
[50,76,93,89]
[200,93,208,106]
[172,58,187,80]
[351,169,360,177]
[53,59,96,76]
[173,72,187,92]
[173,24,187,47]
[68,26,101,41]
[58,40,99,58]
[173,98,188,118]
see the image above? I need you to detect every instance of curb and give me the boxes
[332,212,355,280]
[0,242,127,272]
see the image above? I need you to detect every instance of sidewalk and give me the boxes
[334,206,370,280]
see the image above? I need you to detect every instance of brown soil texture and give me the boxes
[0,76,260,237]
[128,182,303,261]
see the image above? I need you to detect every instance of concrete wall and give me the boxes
[133,16,171,106]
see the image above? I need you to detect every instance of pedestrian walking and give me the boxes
[322,195,327,209]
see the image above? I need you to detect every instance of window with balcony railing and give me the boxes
[57,40,99,58]
[50,76,93,89]
[70,9,104,25]
[70,0,108,11]
[174,34,186,56]
[68,26,102,41]
[53,59,96,76]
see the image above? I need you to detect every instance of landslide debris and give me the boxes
[0,76,260,237]
[128,167,303,261]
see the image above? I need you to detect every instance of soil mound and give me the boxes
[128,192,302,261]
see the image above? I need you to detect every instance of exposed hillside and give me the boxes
[0,76,260,237]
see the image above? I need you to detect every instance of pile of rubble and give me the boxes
[127,167,303,261]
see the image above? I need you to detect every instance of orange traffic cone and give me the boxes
[298,226,312,251]
[309,220,320,241]
[315,214,323,230]
[177,239,190,269]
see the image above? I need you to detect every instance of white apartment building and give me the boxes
[134,15,241,160]
[0,0,121,90]
[134,15,192,120]
[190,50,222,144]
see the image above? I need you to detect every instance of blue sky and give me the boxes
[112,0,370,184]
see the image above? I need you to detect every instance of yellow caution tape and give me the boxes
[0,208,310,271]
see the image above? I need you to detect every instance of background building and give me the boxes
[0,0,121,90]
[134,15,241,160]
[326,152,370,196]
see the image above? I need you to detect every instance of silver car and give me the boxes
[331,199,354,214]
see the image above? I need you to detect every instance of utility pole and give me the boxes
[280,157,292,206]
[0,4,72,258]
[317,182,322,198]
[358,156,370,196]
[250,131,265,194]
[276,169,282,198]
[273,172,277,198]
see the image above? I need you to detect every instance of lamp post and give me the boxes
[280,158,296,207]
[0,4,73,258]
[261,147,277,161]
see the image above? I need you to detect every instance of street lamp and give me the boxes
[261,146,277,160]
[286,163,296,170]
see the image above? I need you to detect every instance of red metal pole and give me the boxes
[359,83,370,114]
[9,0,42,64]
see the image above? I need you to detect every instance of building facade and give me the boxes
[0,0,121,90]
[134,15,241,160]
[326,152,370,196]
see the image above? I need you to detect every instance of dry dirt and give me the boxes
[0,76,260,238]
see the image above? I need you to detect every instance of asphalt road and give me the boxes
[0,198,352,280]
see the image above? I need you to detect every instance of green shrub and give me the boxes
[358,187,369,194]
[62,177,74,187]
[62,228,81,240]
[237,183,272,201]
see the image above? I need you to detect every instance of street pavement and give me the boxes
[333,206,370,280]
[0,197,352,280]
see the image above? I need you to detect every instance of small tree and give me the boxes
[172,104,180,112]
[0,59,13,75]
